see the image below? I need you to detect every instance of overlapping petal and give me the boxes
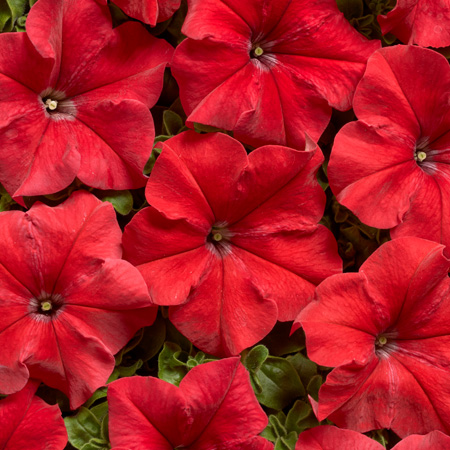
[298,237,450,437]
[378,0,450,48]
[124,131,341,356]
[329,45,450,249]
[172,0,379,148]
[0,381,67,449]
[0,0,173,201]
[108,358,273,450]
[0,191,154,408]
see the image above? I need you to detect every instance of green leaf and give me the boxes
[306,375,323,401]
[158,342,189,386]
[80,439,110,450]
[98,190,133,216]
[90,401,108,422]
[0,185,14,212]
[336,0,364,18]
[162,109,184,136]
[275,431,298,450]
[83,387,108,409]
[244,345,269,373]
[255,356,305,410]
[285,400,319,433]
[286,353,318,386]
[64,407,103,450]
[193,122,226,133]
[259,323,305,356]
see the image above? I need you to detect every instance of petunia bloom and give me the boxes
[171,0,380,149]
[378,0,450,48]
[295,426,450,449]
[98,0,181,25]
[123,131,341,356]
[0,0,173,203]
[329,45,450,252]
[108,357,273,450]
[298,237,450,437]
[0,191,156,409]
[0,380,67,450]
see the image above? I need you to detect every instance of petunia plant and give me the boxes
[2,0,450,448]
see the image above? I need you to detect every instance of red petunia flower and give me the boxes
[295,426,450,449]
[378,0,450,48]
[0,380,67,449]
[98,0,181,25]
[108,357,273,450]
[171,0,380,149]
[328,45,450,252]
[0,191,156,409]
[0,0,173,203]
[123,131,341,356]
[298,237,450,437]
[296,425,383,449]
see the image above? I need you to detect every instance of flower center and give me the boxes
[414,151,427,162]
[253,46,264,57]
[40,300,53,312]
[30,292,64,318]
[206,222,233,257]
[44,98,58,111]
[376,335,388,347]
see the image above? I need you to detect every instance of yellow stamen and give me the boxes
[378,336,387,346]
[45,99,58,111]
[213,233,223,242]
[40,301,52,312]
[254,46,264,57]
[415,151,427,162]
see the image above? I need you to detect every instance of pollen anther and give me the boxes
[414,151,427,162]
[213,232,223,242]
[377,335,387,346]
[45,99,58,111]
[254,46,264,57]
[40,301,53,312]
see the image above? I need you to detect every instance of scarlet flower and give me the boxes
[108,357,273,450]
[0,191,156,409]
[171,0,380,149]
[296,426,450,449]
[123,131,341,356]
[378,0,450,48]
[329,45,450,252]
[0,380,67,450]
[97,0,181,25]
[298,237,450,437]
[0,0,173,203]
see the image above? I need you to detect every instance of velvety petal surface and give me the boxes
[329,45,450,243]
[378,0,450,47]
[394,431,450,449]
[111,0,181,24]
[295,425,383,450]
[108,359,271,449]
[0,191,153,407]
[173,0,379,148]
[169,254,278,356]
[0,381,67,450]
[300,238,450,437]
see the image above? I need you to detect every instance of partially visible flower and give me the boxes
[0,191,155,409]
[172,0,380,149]
[123,131,341,356]
[99,0,181,25]
[378,0,450,48]
[0,380,67,449]
[329,45,450,252]
[108,357,273,450]
[295,426,383,449]
[0,0,173,203]
[295,426,450,449]
[298,237,450,437]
